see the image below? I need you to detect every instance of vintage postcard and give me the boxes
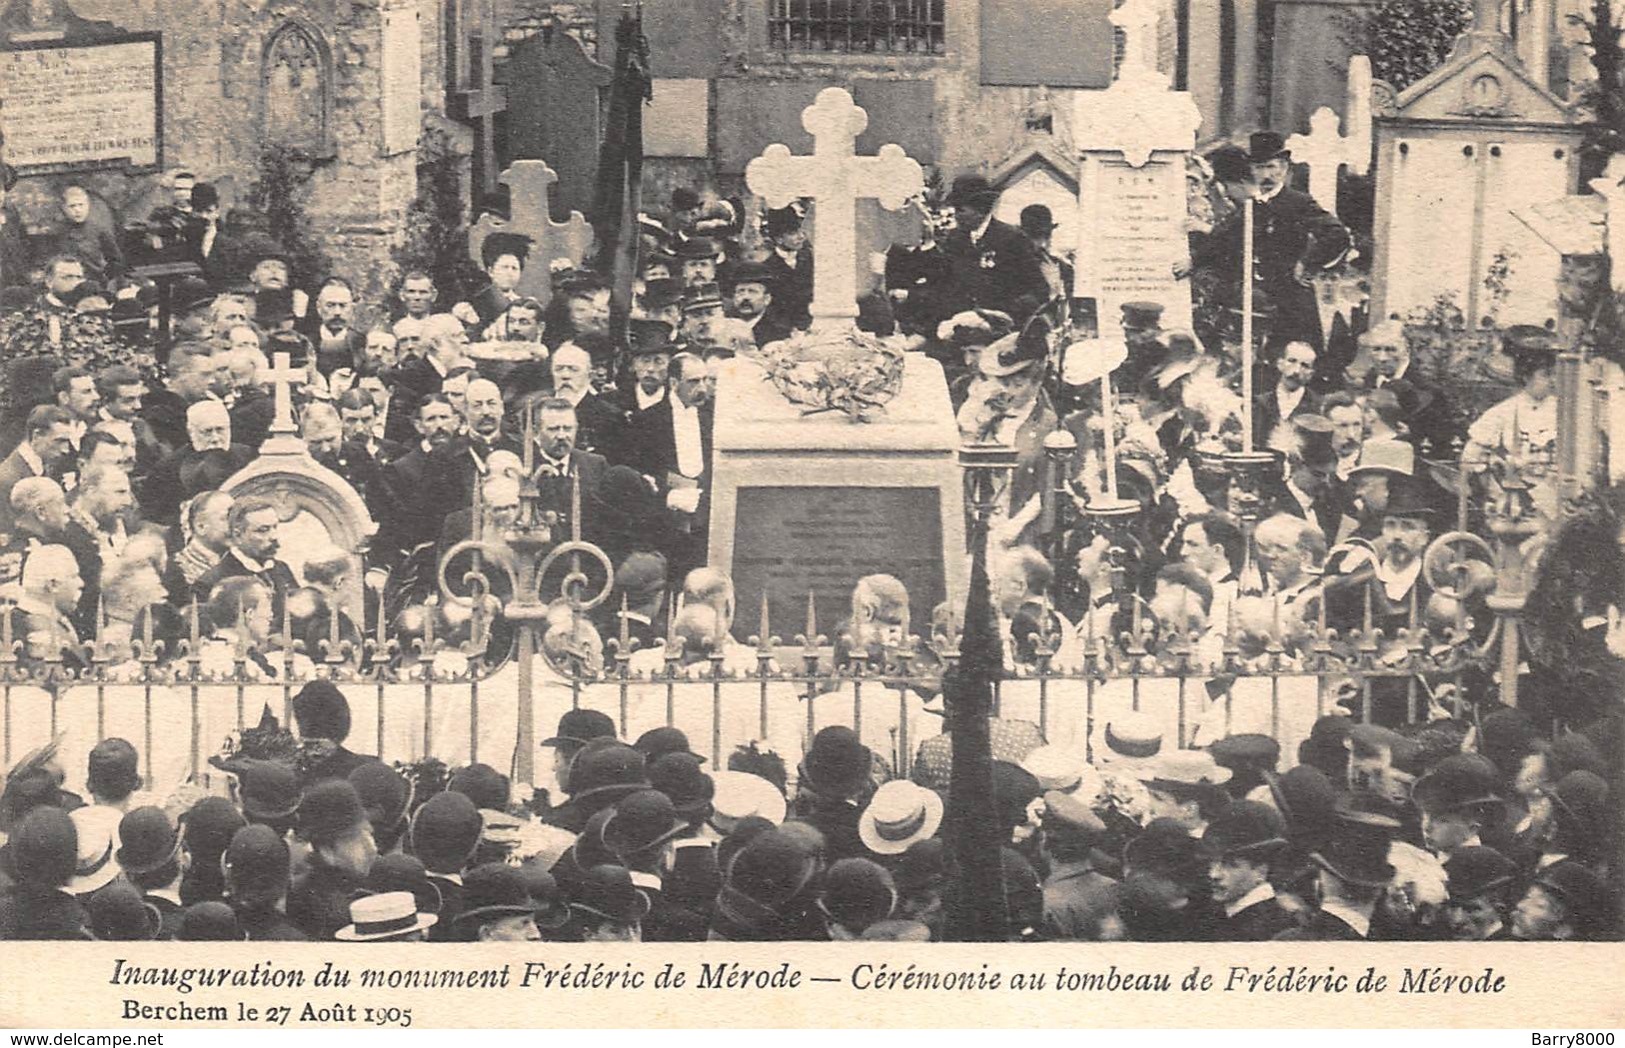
[0,0,1622,1032]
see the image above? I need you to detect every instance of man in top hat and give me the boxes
[1202,800,1297,940]
[760,203,813,333]
[1189,132,1349,354]
[619,318,676,418]
[942,175,1050,323]
[1266,413,1350,542]
[1037,791,1117,940]
[1463,324,1559,471]
[1441,845,1518,941]
[1337,479,1435,723]
[727,260,793,347]
[1018,204,1073,302]
[675,236,722,290]
[616,350,713,577]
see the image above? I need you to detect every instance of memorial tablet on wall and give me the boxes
[0,32,162,175]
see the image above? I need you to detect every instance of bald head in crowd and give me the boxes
[22,544,83,617]
[10,477,68,539]
[187,400,231,452]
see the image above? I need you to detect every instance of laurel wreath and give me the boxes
[758,327,908,423]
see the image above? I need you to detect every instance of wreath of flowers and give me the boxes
[758,327,909,423]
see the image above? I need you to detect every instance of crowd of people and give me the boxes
[0,673,1615,942]
[0,130,1618,943]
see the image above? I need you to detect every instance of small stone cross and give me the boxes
[263,351,307,436]
[1285,57,1373,212]
[746,88,924,330]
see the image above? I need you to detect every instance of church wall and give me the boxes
[8,0,438,299]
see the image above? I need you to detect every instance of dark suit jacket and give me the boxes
[529,448,609,546]
[1216,896,1299,941]
[1274,908,1367,940]
[943,218,1049,322]
[1253,386,1322,447]
[141,443,255,526]
[140,388,193,457]
[574,392,628,460]
[425,431,525,511]
[374,445,440,563]
[383,356,448,446]
[617,397,713,491]
[193,548,299,622]
[287,859,366,941]
[229,389,276,450]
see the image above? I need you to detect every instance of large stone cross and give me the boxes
[746,88,924,330]
[467,160,594,310]
[263,351,307,437]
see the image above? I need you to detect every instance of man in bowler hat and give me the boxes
[1202,801,1298,940]
[942,175,1050,323]
[287,780,376,940]
[1276,794,1397,940]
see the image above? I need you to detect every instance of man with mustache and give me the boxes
[194,497,299,625]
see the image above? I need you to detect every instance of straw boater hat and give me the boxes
[335,891,438,942]
[67,804,122,895]
[709,771,787,833]
[857,780,944,857]
[1099,711,1165,769]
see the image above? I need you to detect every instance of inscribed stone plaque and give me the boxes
[645,78,709,158]
[1076,151,1192,332]
[731,486,946,643]
[0,35,160,173]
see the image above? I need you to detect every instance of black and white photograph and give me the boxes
[0,0,1622,1031]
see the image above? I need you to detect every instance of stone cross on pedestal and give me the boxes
[263,351,307,438]
[1286,56,1373,212]
[746,88,924,330]
[467,160,594,310]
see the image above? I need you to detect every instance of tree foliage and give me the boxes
[246,144,328,289]
[1348,0,1473,91]
[1573,0,1625,170]
[394,127,480,303]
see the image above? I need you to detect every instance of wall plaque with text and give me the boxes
[731,486,946,642]
[0,33,162,174]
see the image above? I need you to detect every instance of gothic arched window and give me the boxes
[260,19,335,158]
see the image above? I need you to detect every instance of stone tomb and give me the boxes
[708,354,967,641]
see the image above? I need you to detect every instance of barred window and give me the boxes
[768,0,947,55]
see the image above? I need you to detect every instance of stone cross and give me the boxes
[746,88,924,330]
[1285,56,1373,212]
[467,160,594,310]
[1111,0,1165,86]
[263,351,307,437]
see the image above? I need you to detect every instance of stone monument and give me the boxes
[1369,0,1580,328]
[710,88,966,637]
[1071,0,1201,337]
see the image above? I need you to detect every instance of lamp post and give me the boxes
[945,440,1018,942]
[437,467,613,785]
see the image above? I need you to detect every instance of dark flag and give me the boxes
[943,473,1011,942]
[592,7,653,354]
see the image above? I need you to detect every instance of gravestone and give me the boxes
[1370,0,1581,328]
[714,89,965,631]
[467,160,594,310]
[500,28,613,221]
[711,355,966,637]
[1071,0,1200,337]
